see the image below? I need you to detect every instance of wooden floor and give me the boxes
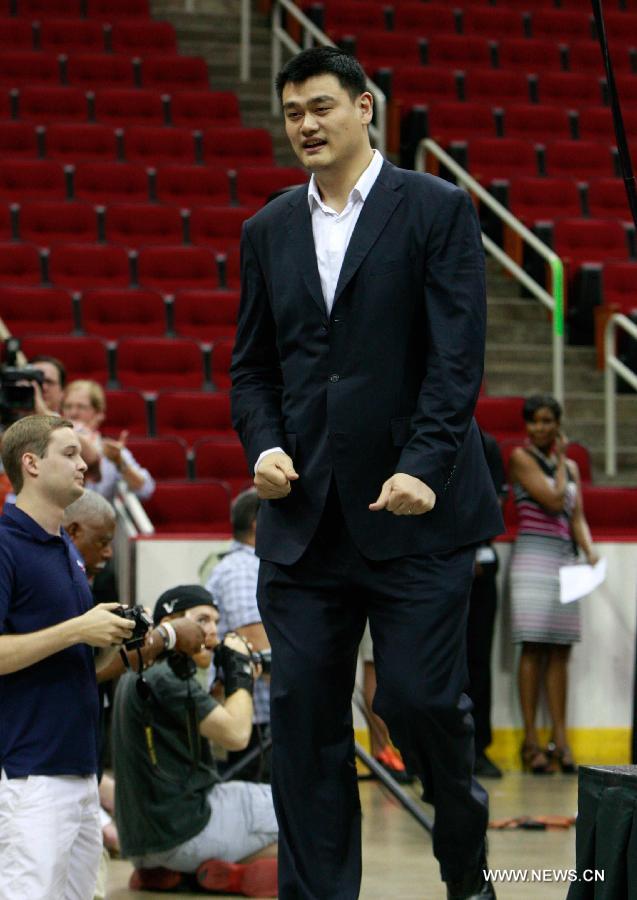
[105,772,579,899]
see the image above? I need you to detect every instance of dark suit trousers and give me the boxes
[466,562,499,755]
[257,487,489,900]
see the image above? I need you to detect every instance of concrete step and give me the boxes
[485,344,596,367]
[565,420,636,447]
[564,392,637,420]
[487,297,552,324]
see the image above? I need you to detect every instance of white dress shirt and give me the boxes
[255,150,384,472]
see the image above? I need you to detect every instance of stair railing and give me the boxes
[604,313,637,476]
[416,138,565,405]
[268,0,387,155]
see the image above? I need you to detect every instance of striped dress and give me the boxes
[509,448,580,645]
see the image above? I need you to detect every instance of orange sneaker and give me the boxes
[197,857,278,897]
[374,747,414,784]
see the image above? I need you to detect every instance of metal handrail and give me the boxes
[605,313,637,476]
[415,138,565,404]
[269,0,386,155]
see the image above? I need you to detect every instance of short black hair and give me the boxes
[275,47,367,102]
[231,487,260,537]
[30,355,67,388]
[523,394,563,423]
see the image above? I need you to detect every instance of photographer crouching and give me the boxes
[111,585,278,897]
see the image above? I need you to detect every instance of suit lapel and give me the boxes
[332,162,403,306]
[286,191,326,318]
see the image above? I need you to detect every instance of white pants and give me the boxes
[0,770,102,900]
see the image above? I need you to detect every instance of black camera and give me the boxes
[113,605,153,650]
[250,648,272,675]
[0,338,44,427]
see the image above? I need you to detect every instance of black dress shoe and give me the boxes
[474,752,503,779]
[446,866,496,899]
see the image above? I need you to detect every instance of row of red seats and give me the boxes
[0,161,305,205]
[309,1,637,43]
[0,242,242,290]
[124,436,250,494]
[0,53,213,91]
[504,177,633,227]
[2,0,149,18]
[0,17,177,53]
[2,285,240,342]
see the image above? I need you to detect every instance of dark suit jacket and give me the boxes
[231,160,504,564]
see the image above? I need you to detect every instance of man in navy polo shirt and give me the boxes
[0,415,135,900]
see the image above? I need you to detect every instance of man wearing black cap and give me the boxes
[112,585,278,897]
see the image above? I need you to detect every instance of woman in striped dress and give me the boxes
[509,395,598,774]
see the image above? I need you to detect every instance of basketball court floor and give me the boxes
[105,772,580,899]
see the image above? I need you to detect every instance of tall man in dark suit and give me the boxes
[231,47,503,900]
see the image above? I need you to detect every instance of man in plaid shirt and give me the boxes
[207,489,271,782]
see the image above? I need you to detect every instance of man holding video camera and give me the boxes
[0,414,136,900]
[112,584,278,897]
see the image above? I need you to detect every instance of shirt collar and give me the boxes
[229,539,255,555]
[307,149,384,213]
[1,503,64,544]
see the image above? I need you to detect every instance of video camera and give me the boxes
[0,338,44,427]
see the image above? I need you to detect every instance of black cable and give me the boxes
[591,0,637,228]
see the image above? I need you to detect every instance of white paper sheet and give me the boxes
[559,558,607,604]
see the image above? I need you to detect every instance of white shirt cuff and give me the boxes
[254,447,285,474]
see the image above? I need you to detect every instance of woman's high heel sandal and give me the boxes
[546,742,577,774]
[521,742,553,774]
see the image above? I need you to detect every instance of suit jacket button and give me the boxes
[329,374,339,383]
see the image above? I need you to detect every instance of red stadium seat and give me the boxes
[19,200,98,244]
[193,436,251,496]
[124,125,196,165]
[426,35,493,68]
[138,246,219,291]
[155,164,231,206]
[475,395,525,444]
[155,389,232,444]
[125,437,189,480]
[495,38,563,73]
[39,20,106,52]
[353,32,424,72]
[529,9,594,41]
[0,18,35,48]
[104,203,183,248]
[211,338,233,390]
[465,138,540,183]
[565,442,592,483]
[45,123,120,163]
[427,102,497,144]
[543,141,616,179]
[140,56,209,92]
[0,51,59,88]
[0,242,42,284]
[0,203,11,239]
[0,160,66,201]
[110,21,177,55]
[86,0,150,19]
[567,40,632,74]
[201,127,273,167]
[173,289,239,341]
[577,108,614,141]
[613,74,637,106]
[0,122,39,158]
[19,335,108,382]
[587,178,634,223]
[142,479,231,534]
[602,262,637,316]
[81,287,167,338]
[49,244,131,289]
[93,88,165,127]
[169,90,241,128]
[235,166,308,206]
[507,177,582,226]
[601,10,637,39]
[116,337,204,390]
[189,206,257,252]
[462,6,526,39]
[222,246,240,290]
[553,218,628,270]
[102,388,148,437]
[464,69,532,104]
[580,486,637,539]
[17,86,89,123]
[19,0,83,15]
[66,54,136,89]
[502,104,571,140]
[306,0,389,33]
[389,66,459,120]
[0,286,73,334]
[536,73,604,108]
[74,162,150,203]
[392,3,457,35]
